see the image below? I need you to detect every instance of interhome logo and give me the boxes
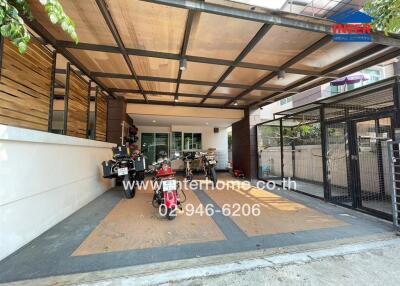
[329,8,373,42]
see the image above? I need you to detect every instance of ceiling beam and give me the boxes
[90,72,300,93]
[111,89,235,100]
[201,24,273,104]
[224,35,332,106]
[56,41,338,78]
[26,19,115,99]
[141,0,400,47]
[96,0,148,102]
[126,99,244,109]
[175,10,195,102]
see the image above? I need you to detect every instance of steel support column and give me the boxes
[48,51,57,132]
[87,81,92,138]
[64,63,71,134]
[280,118,284,181]
[320,105,330,201]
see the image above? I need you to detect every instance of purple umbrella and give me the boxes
[331,73,370,86]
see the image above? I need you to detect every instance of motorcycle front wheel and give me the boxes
[123,175,136,199]
[186,169,193,182]
[210,167,217,186]
[166,207,176,220]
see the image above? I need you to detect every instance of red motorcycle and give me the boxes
[150,159,183,220]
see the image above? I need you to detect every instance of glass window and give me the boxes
[183,133,202,150]
[184,133,193,150]
[141,133,169,164]
[141,133,155,164]
[171,132,182,154]
[193,133,202,150]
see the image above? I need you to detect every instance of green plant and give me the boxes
[364,0,400,35]
[0,0,78,53]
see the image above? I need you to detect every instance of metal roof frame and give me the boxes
[26,0,400,109]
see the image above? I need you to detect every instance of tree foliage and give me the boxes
[364,0,400,35]
[0,0,78,53]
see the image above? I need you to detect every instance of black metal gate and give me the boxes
[325,115,394,219]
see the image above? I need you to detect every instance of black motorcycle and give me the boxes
[199,150,218,186]
[102,146,146,199]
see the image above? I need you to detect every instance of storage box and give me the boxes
[102,160,115,178]
[134,155,146,171]
[112,146,129,159]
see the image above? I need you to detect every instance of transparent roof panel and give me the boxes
[243,25,324,67]
[292,41,372,72]
[224,68,270,85]
[213,86,244,97]
[68,49,130,74]
[181,62,227,82]
[178,84,212,95]
[186,12,262,60]
[130,56,179,78]
[107,0,187,53]
[335,47,395,74]
[141,81,176,93]
[264,73,307,87]
[31,0,116,45]
[98,78,139,89]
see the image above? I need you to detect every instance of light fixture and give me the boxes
[233,101,238,106]
[152,120,156,123]
[174,97,179,102]
[179,58,187,71]
[206,122,209,125]
[277,70,285,80]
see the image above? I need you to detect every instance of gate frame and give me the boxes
[387,140,400,231]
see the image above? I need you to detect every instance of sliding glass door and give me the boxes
[141,133,169,164]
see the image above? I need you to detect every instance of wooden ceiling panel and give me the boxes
[141,81,176,93]
[107,0,187,53]
[181,62,228,82]
[178,84,212,95]
[131,56,179,78]
[224,67,270,85]
[67,49,130,74]
[243,26,324,67]
[212,86,244,97]
[29,0,116,45]
[187,12,262,60]
[292,41,371,72]
[98,78,138,89]
[264,73,306,88]
[203,98,228,105]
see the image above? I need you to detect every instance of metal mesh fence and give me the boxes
[257,120,281,181]
[257,76,399,219]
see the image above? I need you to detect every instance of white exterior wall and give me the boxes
[136,125,229,170]
[0,125,115,260]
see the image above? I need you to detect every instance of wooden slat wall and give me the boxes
[0,37,53,131]
[65,65,90,138]
[95,88,107,141]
